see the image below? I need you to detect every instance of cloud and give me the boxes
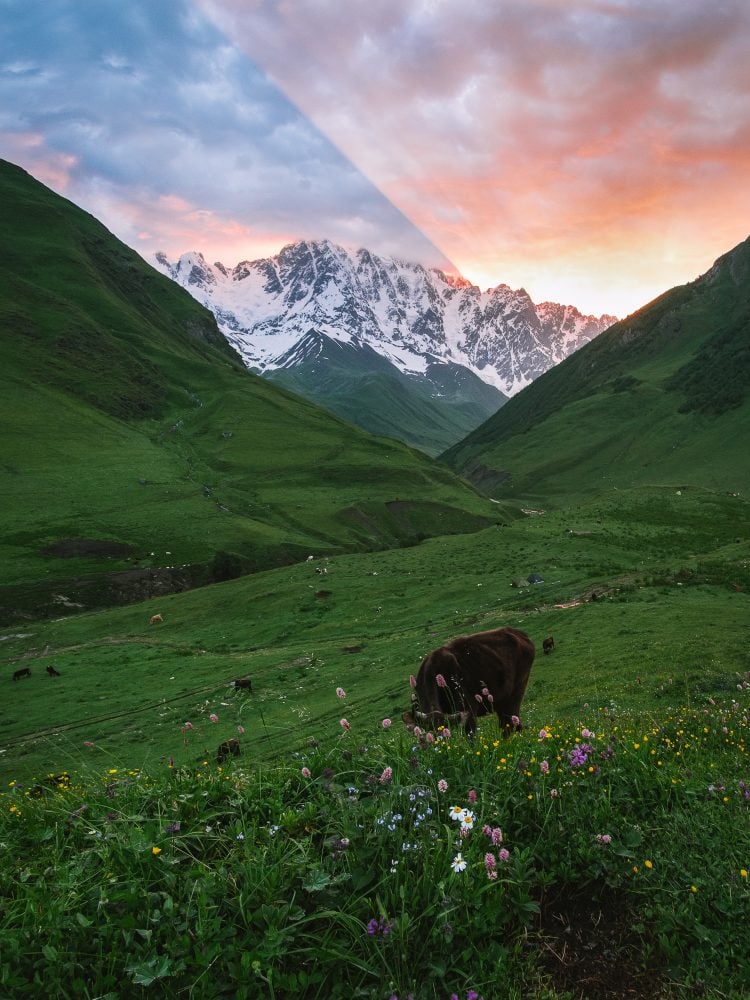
[200,0,750,313]
[0,0,451,269]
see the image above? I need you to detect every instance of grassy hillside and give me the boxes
[0,160,500,623]
[267,334,506,456]
[442,237,750,504]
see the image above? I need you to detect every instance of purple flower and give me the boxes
[436,674,447,688]
[209,713,218,723]
[301,767,312,779]
[340,718,351,731]
[382,718,392,729]
[490,826,503,846]
[498,848,510,862]
[468,788,477,804]
[540,759,550,774]
[596,833,612,845]
[569,743,593,768]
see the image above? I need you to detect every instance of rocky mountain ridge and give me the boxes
[154,240,616,397]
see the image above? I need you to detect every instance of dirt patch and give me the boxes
[536,885,667,999]
[42,538,136,559]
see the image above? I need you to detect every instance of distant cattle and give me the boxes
[149,614,163,625]
[232,677,253,691]
[542,636,555,655]
[46,665,62,677]
[403,627,535,738]
[13,667,31,681]
[216,737,241,764]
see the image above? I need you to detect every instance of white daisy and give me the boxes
[449,805,467,822]
[450,852,467,873]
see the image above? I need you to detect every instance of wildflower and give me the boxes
[486,694,494,703]
[183,722,193,730]
[467,991,480,1000]
[460,810,475,832]
[237,725,245,734]
[151,846,162,855]
[569,744,592,768]
[442,728,452,739]
[691,885,699,893]
[482,688,489,697]
[340,718,351,731]
[741,869,748,879]
[484,852,496,873]
[426,731,435,743]
[209,713,219,723]
[413,726,422,739]
[540,760,550,774]
[382,718,392,729]
[83,741,94,748]
[451,852,467,873]
[301,767,312,779]
[449,805,467,821]
[595,834,612,845]
[490,827,503,846]
[511,715,520,727]
[409,674,417,688]
[645,860,653,870]
[474,693,483,703]
[539,728,548,740]
[164,821,181,834]
[380,767,393,784]
[468,789,477,804]
[336,687,346,699]
[438,779,448,793]
[581,728,594,738]
[236,832,245,841]
[498,848,510,862]
[436,674,447,688]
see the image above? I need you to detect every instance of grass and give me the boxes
[1,484,749,997]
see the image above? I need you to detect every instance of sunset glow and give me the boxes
[3,1,750,316]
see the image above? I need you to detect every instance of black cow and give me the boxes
[216,737,241,764]
[13,667,31,681]
[402,627,535,737]
[46,665,62,677]
[542,636,555,655]
[232,677,253,691]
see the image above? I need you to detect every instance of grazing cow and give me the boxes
[13,667,31,681]
[216,737,241,764]
[403,627,535,738]
[149,613,163,625]
[232,677,253,691]
[542,636,555,655]
[46,665,62,677]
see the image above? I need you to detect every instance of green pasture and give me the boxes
[2,485,747,784]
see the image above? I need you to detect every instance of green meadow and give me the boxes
[2,485,749,998]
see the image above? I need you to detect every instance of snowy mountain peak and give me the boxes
[154,240,615,396]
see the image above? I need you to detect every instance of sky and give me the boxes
[2,0,750,317]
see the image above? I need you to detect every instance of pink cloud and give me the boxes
[200,0,750,313]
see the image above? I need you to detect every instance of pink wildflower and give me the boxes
[475,693,483,703]
[482,824,492,837]
[183,722,193,730]
[340,718,351,731]
[409,674,417,689]
[540,760,550,774]
[539,728,548,740]
[596,834,612,845]
[442,727,452,739]
[581,728,594,738]
[486,693,494,703]
[438,778,448,793]
[511,715,520,728]
[498,848,510,862]
[484,852,496,872]
[83,741,94,748]
[425,731,435,744]
[380,766,393,784]
[491,827,503,845]
[382,718,392,729]
[301,767,312,779]
[237,725,245,734]
[413,726,422,739]
[436,674,447,688]
[336,687,346,699]
[209,713,218,723]
[468,789,477,804]
[482,687,489,697]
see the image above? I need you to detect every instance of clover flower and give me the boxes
[540,760,550,774]
[539,728,549,740]
[340,718,351,731]
[209,713,219,723]
[336,687,346,699]
[380,767,393,784]
[437,778,448,793]
[595,834,612,845]
[511,715,520,727]
[498,848,510,862]
[183,722,193,730]
[301,767,312,779]
[382,718,392,729]
[409,674,417,688]
[468,788,477,803]
[436,674,447,688]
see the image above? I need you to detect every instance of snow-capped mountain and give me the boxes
[153,240,616,398]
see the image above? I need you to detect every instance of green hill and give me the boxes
[267,332,506,456]
[0,160,501,624]
[442,236,750,504]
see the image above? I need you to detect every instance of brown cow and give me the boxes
[542,636,555,655]
[232,677,253,691]
[149,614,163,625]
[216,737,241,764]
[402,627,535,738]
